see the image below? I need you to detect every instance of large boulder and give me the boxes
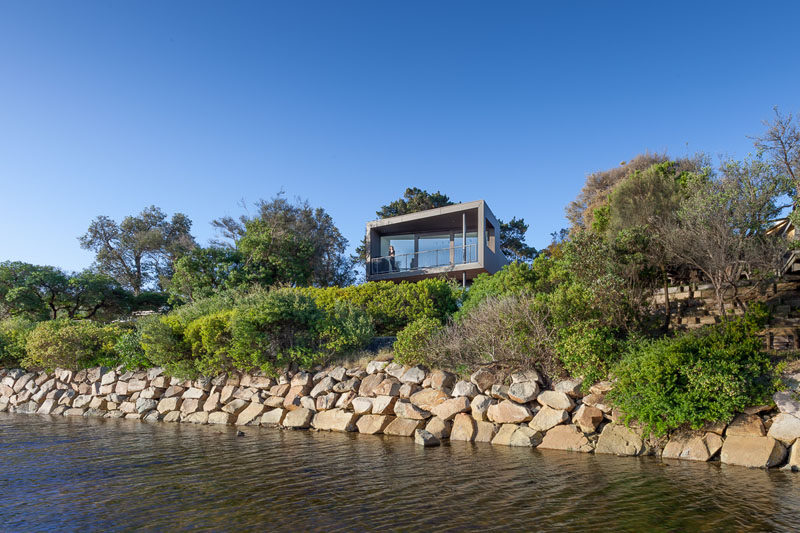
[401,366,427,385]
[767,413,800,445]
[235,402,266,426]
[208,412,234,425]
[358,373,385,397]
[310,377,337,398]
[283,407,314,429]
[662,432,722,462]
[537,391,575,412]
[312,408,359,432]
[351,397,374,415]
[450,413,477,442]
[786,442,800,471]
[183,411,209,424]
[529,406,569,432]
[487,400,533,424]
[315,392,339,411]
[470,368,497,393]
[425,417,452,439]
[372,395,397,415]
[595,424,645,456]
[157,397,182,414]
[509,426,543,447]
[429,370,456,392]
[491,424,520,446]
[332,378,361,394]
[414,429,440,447]
[572,404,604,433]
[554,379,583,398]
[393,400,430,420]
[773,390,800,415]
[430,397,471,421]
[260,408,286,426]
[538,424,593,452]
[726,414,766,437]
[508,382,539,404]
[366,361,389,375]
[384,363,405,380]
[383,417,425,437]
[409,388,449,411]
[470,395,493,421]
[721,435,787,468]
[373,378,402,397]
[474,421,498,443]
[452,380,479,398]
[356,414,394,435]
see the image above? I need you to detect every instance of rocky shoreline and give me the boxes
[2,362,799,471]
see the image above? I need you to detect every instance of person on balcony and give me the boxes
[388,245,398,271]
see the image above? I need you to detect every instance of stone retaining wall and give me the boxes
[2,363,799,471]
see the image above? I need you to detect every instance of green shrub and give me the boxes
[609,311,779,436]
[319,301,374,354]
[555,319,626,388]
[230,288,326,375]
[0,317,35,367]
[394,316,442,366]
[457,261,537,319]
[184,310,235,376]
[23,319,125,370]
[113,327,152,370]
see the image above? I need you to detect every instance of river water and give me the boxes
[1,413,799,532]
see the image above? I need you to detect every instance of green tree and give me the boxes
[375,187,455,218]
[79,205,196,295]
[498,217,537,262]
[236,219,316,287]
[167,247,244,304]
[753,107,799,208]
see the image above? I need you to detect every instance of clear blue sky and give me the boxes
[1,1,798,272]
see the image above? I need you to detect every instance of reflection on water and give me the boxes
[1,413,798,532]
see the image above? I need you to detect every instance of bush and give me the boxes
[394,317,442,367]
[114,327,152,370]
[230,288,326,374]
[609,311,779,436]
[0,317,35,367]
[23,319,125,370]
[184,310,235,376]
[555,319,626,388]
[319,301,374,355]
[457,261,537,319]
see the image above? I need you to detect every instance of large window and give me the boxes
[417,234,450,268]
[454,231,478,263]
[378,234,414,272]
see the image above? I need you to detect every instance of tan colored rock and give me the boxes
[372,395,397,415]
[399,383,421,399]
[774,390,800,415]
[64,407,86,416]
[414,429,440,447]
[183,411,209,424]
[179,398,201,414]
[786,442,800,471]
[160,411,179,423]
[470,395,493,421]
[393,400,431,420]
[430,396,471,421]
[450,413,477,442]
[366,361,389,375]
[157,397,182,414]
[142,410,161,422]
[474,421,498,442]
[151,376,169,389]
[89,397,107,410]
[268,384,290,397]
[508,382,539,403]
[351,397,374,415]
[505,426,541,447]
[127,379,147,393]
[429,370,456,391]
[400,366,427,385]
[409,388,449,411]
[705,432,723,457]
[36,398,57,415]
[236,402,266,426]
[119,401,136,414]
[312,408,359,432]
[590,381,614,395]
[300,396,316,411]
[261,408,286,426]
[572,404,604,433]
[182,387,207,401]
[100,371,116,386]
[703,420,727,435]
[283,385,308,410]
[487,400,533,424]
[452,380,479,398]
[491,424,520,446]
[222,398,248,415]
[329,367,348,381]
[283,407,314,428]
[425,417,452,439]
[767,413,800,445]
[357,373,385,397]
[356,414,394,435]
[333,377,361,394]
[162,385,184,398]
[470,368,496,393]
[595,424,645,456]
[72,395,92,409]
[310,376,336,398]
[291,372,313,388]
[554,379,583,398]
[203,392,221,412]
[582,393,612,413]
[384,363,405,380]
[721,435,787,468]
[208,411,234,425]
[264,396,286,408]
[490,385,510,401]
[373,378,402,397]
[315,392,339,411]
[537,391,575,412]
[384,417,425,437]
[726,414,766,437]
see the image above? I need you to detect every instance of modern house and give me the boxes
[365,200,509,284]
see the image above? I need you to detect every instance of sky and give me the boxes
[1,1,799,272]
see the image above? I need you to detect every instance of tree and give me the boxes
[213,193,354,287]
[498,217,537,262]
[167,247,244,304]
[79,206,196,295]
[753,107,800,207]
[237,218,316,287]
[375,187,454,218]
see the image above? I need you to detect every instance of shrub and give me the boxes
[609,311,779,436]
[184,310,235,376]
[0,317,35,367]
[319,301,374,355]
[393,317,442,367]
[23,319,125,370]
[113,327,152,370]
[456,261,537,319]
[555,319,626,388]
[230,288,327,375]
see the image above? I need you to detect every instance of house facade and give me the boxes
[365,200,508,283]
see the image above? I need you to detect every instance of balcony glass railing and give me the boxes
[369,244,477,275]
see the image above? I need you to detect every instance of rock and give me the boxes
[490,384,510,400]
[203,392,221,412]
[470,395,493,421]
[572,404,604,433]
[595,424,645,456]
[373,378,402,397]
[72,394,92,409]
[283,385,309,410]
[249,376,274,390]
[135,398,158,414]
[773,390,800,415]
[488,400,533,424]
[508,382,539,403]
[100,371,117,386]
[233,387,256,401]
[784,442,800,471]
[662,432,722,462]
[335,391,357,410]
[356,414,394,434]
[358,373,385,397]
[409,388,449,411]
[726,414,766,437]
[537,391,575,411]
[312,408,359,432]
[261,408,287,426]
[235,402,266,425]
[208,412,234,425]
[393,400,430,420]
[366,361,389,375]
[329,367,347,381]
[384,363,405,380]
[767,413,800,445]
[127,379,147,393]
[530,406,568,432]
[37,399,58,415]
[430,397,471,421]
[291,372,313,388]
[414,429,440,447]
[15,401,39,414]
[283,407,314,429]
[162,385,184,398]
[509,426,544,447]
[450,413,477,442]
[452,380,479,398]
[744,404,774,415]
[400,366,427,385]
[383,417,425,437]
[582,393,612,413]
[89,397,107,410]
[139,387,163,400]
[706,432,724,457]
[157,397,182,414]
[183,411,209,424]
[399,383,421,399]
[721,435,787,468]
[474,421,498,442]
[510,370,540,384]
[425,417,453,439]
[470,368,496,393]
[64,408,86,417]
[429,370,456,391]
[142,410,161,422]
[351,397,374,415]
[332,378,361,394]
[310,377,337,398]
[316,392,339,411]
[491,424,520,446]
[554,379,583,398]
[300,396,316,411]
[222,399,249,415]
[269,384,290,398]
[180,399,202,414]
[590,381,614,395]
[372,395,398,415]
[703,420,727,435]
[264,396,285,408]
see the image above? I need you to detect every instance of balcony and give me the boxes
[369,243,478,276]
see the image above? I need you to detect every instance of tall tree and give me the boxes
[498,217,537,262]
[753,107,800,208]
[375,187,455,218]
[79,206,196,295]
[167,247,243,304]
[213,193,354,287]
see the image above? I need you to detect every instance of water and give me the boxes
[1,413,799,532]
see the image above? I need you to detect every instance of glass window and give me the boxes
[379,234,414,272]
[454,231,478,263]
[417,234,450,268]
